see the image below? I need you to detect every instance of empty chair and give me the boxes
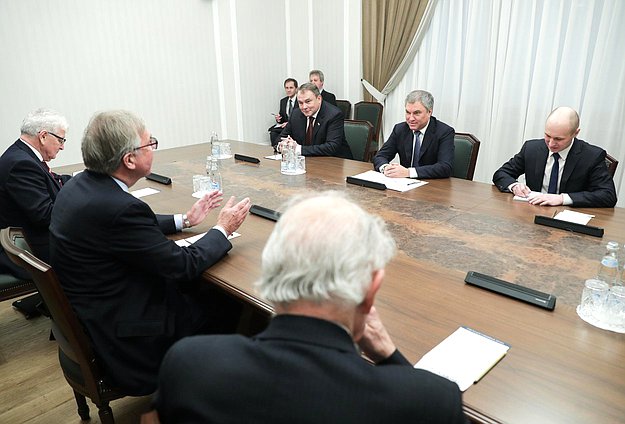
[0,268,35,303]
[336,100,352,119]
[1,227,126,424]
[452,133,481,180]
[344,119,374,162]
[353,101,383,155]
[605,153,618,177]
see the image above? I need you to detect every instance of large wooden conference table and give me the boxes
[122,140,624,424]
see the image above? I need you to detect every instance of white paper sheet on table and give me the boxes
[131,187,160,198]
[264,154,282,160]
[175,231,241,247]
[553,209,594,225]
[350,170,427,192]
[414,327,509,392]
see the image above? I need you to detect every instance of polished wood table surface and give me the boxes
[102,141,624,424]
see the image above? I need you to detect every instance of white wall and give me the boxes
[0,0,362,167]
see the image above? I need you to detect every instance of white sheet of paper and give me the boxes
[554,209,594,225]
[513,191,540,202]
[264,154,282,160]
[414,327,509,392]
[131,187,160,198]
[175,231,241,247]
[350,170,427,192]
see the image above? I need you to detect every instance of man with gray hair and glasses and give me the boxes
[374,89,455,179]
[50,110,251,395]
[0,108,70,317]
[153,192,465,423]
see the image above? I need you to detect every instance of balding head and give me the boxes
[544,107,580,153]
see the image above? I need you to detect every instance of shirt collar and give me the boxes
[19,138,44,162]
[555,139,574,161]
[417,119,430,136]
[111,176,129,192]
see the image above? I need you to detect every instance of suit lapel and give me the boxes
[560,138,582,189]
[16,141,61,191]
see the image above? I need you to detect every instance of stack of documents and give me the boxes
[349,170,427,192]
[414,327,509,391]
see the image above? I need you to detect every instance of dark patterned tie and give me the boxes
[42,161,62,187]
[305,116,314,145]
[411,131,421,167]
[547,152,560,194]
[288,99,293,117]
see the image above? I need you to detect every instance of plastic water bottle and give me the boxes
[210,132,220,159]
[206,157,222,191]
[597,241,620,286]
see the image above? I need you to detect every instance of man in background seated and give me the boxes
[309,69,337,106]
[374,89,455,179]
[268,78,299,148]
[50,110,251,395]
[153,192,465,424]
[0,108,70,318]
[278,83,352,159]
[493,106,616,208]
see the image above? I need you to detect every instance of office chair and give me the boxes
[605,153,618,177]
[1,227,126,424]
[336,100,352,119]
[452,133,481,180]
[344,120,374,162]
[353,101,383,156]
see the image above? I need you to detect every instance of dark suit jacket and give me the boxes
[492,138,617,208]
[268,96,299,145]
[0,140,69,268]
[154,315,466,424]
[49,170,233,395]
[373,117,455,179]
[321,89,337,106]
[280,102,353,159]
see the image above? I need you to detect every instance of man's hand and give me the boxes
[216,196,251,235]
[356,306,397,363]
[277,136,299,153]
[528,193,564,206]
[185,190,224,227]
[511,183,531,197]
[383,163,410,178]
[275,113,282,123]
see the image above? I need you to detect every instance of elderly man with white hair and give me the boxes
[153,192,465,424]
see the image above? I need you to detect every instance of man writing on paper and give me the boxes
[0,108,71,318]
[492,107,617,208]
[50,110,251,395]
[154,192,465,423]
[278,83,353,159]
[268,78,298,148]
[374,90,455,179]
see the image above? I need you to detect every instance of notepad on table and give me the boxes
[349,170,427,192]
[175,232,241,246]
[414,326,509,391]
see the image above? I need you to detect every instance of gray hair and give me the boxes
[309,69,325,82]
[298,82,320,97]
[81,110,145,175]
[256,192,396,307]
[405,90,434,112]
[20,108,68,136]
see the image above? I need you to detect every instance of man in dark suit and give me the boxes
[154,192,465,423]
[279,83,352,159]
[493,107,616,208]
[374,90,454,179]
[49,110,251,395]
[0,108,70,316]
[309,69,337,106]
[268,78,299,148]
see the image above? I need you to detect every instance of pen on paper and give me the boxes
[407,182,419,185]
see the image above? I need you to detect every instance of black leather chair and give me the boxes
[1,227,126,424]
[344,119,374,162]
[336,100,352,119]
[452,133,481,180]
[353,101,383,156]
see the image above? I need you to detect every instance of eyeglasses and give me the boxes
[132,136,159,152]
[47,131,67,145]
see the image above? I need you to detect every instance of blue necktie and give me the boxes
[411,131,421,167]
[547,152,560,194]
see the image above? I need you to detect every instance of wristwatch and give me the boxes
[182,214,191,229]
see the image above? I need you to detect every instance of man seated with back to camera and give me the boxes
[492,106,616,208]
[50,110,251,395]
[278,82,353,159]
[374,89,455,179]
[153,192,465,424]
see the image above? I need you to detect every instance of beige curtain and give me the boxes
[362,0,429,102]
